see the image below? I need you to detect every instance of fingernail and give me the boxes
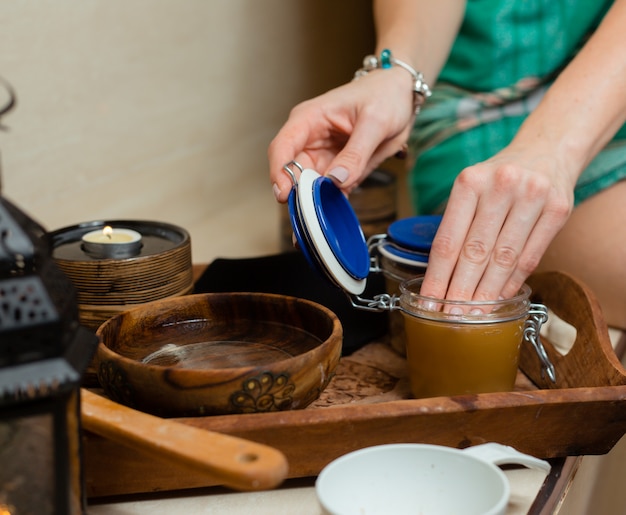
[449,307,463,315]
[419,300,438,311]
[470,308,484,315]
[328,166,349,184]
[272,183,282,200]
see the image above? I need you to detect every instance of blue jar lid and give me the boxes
[387,215,442,253]
[288,188,329,281]
[313,176,370,280]
[295,169,367,295]
[286,168,440,295]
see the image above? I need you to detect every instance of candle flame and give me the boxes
[103,226,113,240]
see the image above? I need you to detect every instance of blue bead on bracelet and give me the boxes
[353,49,431,114]
[380,48,392,69]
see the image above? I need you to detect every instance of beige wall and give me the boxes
[0,0,374,263]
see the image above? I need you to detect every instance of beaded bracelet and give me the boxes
[353,49,431,114]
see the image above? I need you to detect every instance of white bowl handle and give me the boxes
[462,443,551,473]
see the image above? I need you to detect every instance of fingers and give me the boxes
[470,193,545,301]
[269,70,416,203]
[420,179,476,300]
[268,114,314,203]
[496,193,570,298]
[422,162,572,303]
[445,164,544,301]
[269,109,409,201]
[323,111,409,192]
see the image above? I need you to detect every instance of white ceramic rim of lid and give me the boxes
[378,244,428,268]
[298,169,366,295]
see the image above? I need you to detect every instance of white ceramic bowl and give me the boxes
[315,443,550,515]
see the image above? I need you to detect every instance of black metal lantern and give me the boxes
[0,196,98,514]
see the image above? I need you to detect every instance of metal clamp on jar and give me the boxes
[283,161,556,396]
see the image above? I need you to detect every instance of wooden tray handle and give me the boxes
[522,271,626,389]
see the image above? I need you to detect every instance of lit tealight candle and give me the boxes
[81,225,143,259]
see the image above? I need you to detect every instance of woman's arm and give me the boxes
[373,0,464,83]
[512,0,626,174]
[268,1,464,202]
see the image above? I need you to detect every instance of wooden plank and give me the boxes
[83,384,626,497]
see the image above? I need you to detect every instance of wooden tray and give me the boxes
[83,270,626,498]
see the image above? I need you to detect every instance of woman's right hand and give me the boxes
[268,66,417,203]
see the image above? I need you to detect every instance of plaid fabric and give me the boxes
[407,0,625,214]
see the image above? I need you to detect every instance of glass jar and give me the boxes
[399,277,543,398]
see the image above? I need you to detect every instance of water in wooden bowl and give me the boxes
[95,292,342,417]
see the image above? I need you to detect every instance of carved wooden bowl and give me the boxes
[94,292,343,417]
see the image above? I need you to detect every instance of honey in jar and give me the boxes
[399,278,531,398]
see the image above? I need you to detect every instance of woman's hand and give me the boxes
[268,67,416,203]
[420,145,576,304]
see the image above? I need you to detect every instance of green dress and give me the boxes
[408,0,626,215]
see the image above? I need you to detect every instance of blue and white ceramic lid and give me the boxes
[386,215,442,253]
[285,162,442,295]
[376,214,441,267]
[288,167,369,295]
